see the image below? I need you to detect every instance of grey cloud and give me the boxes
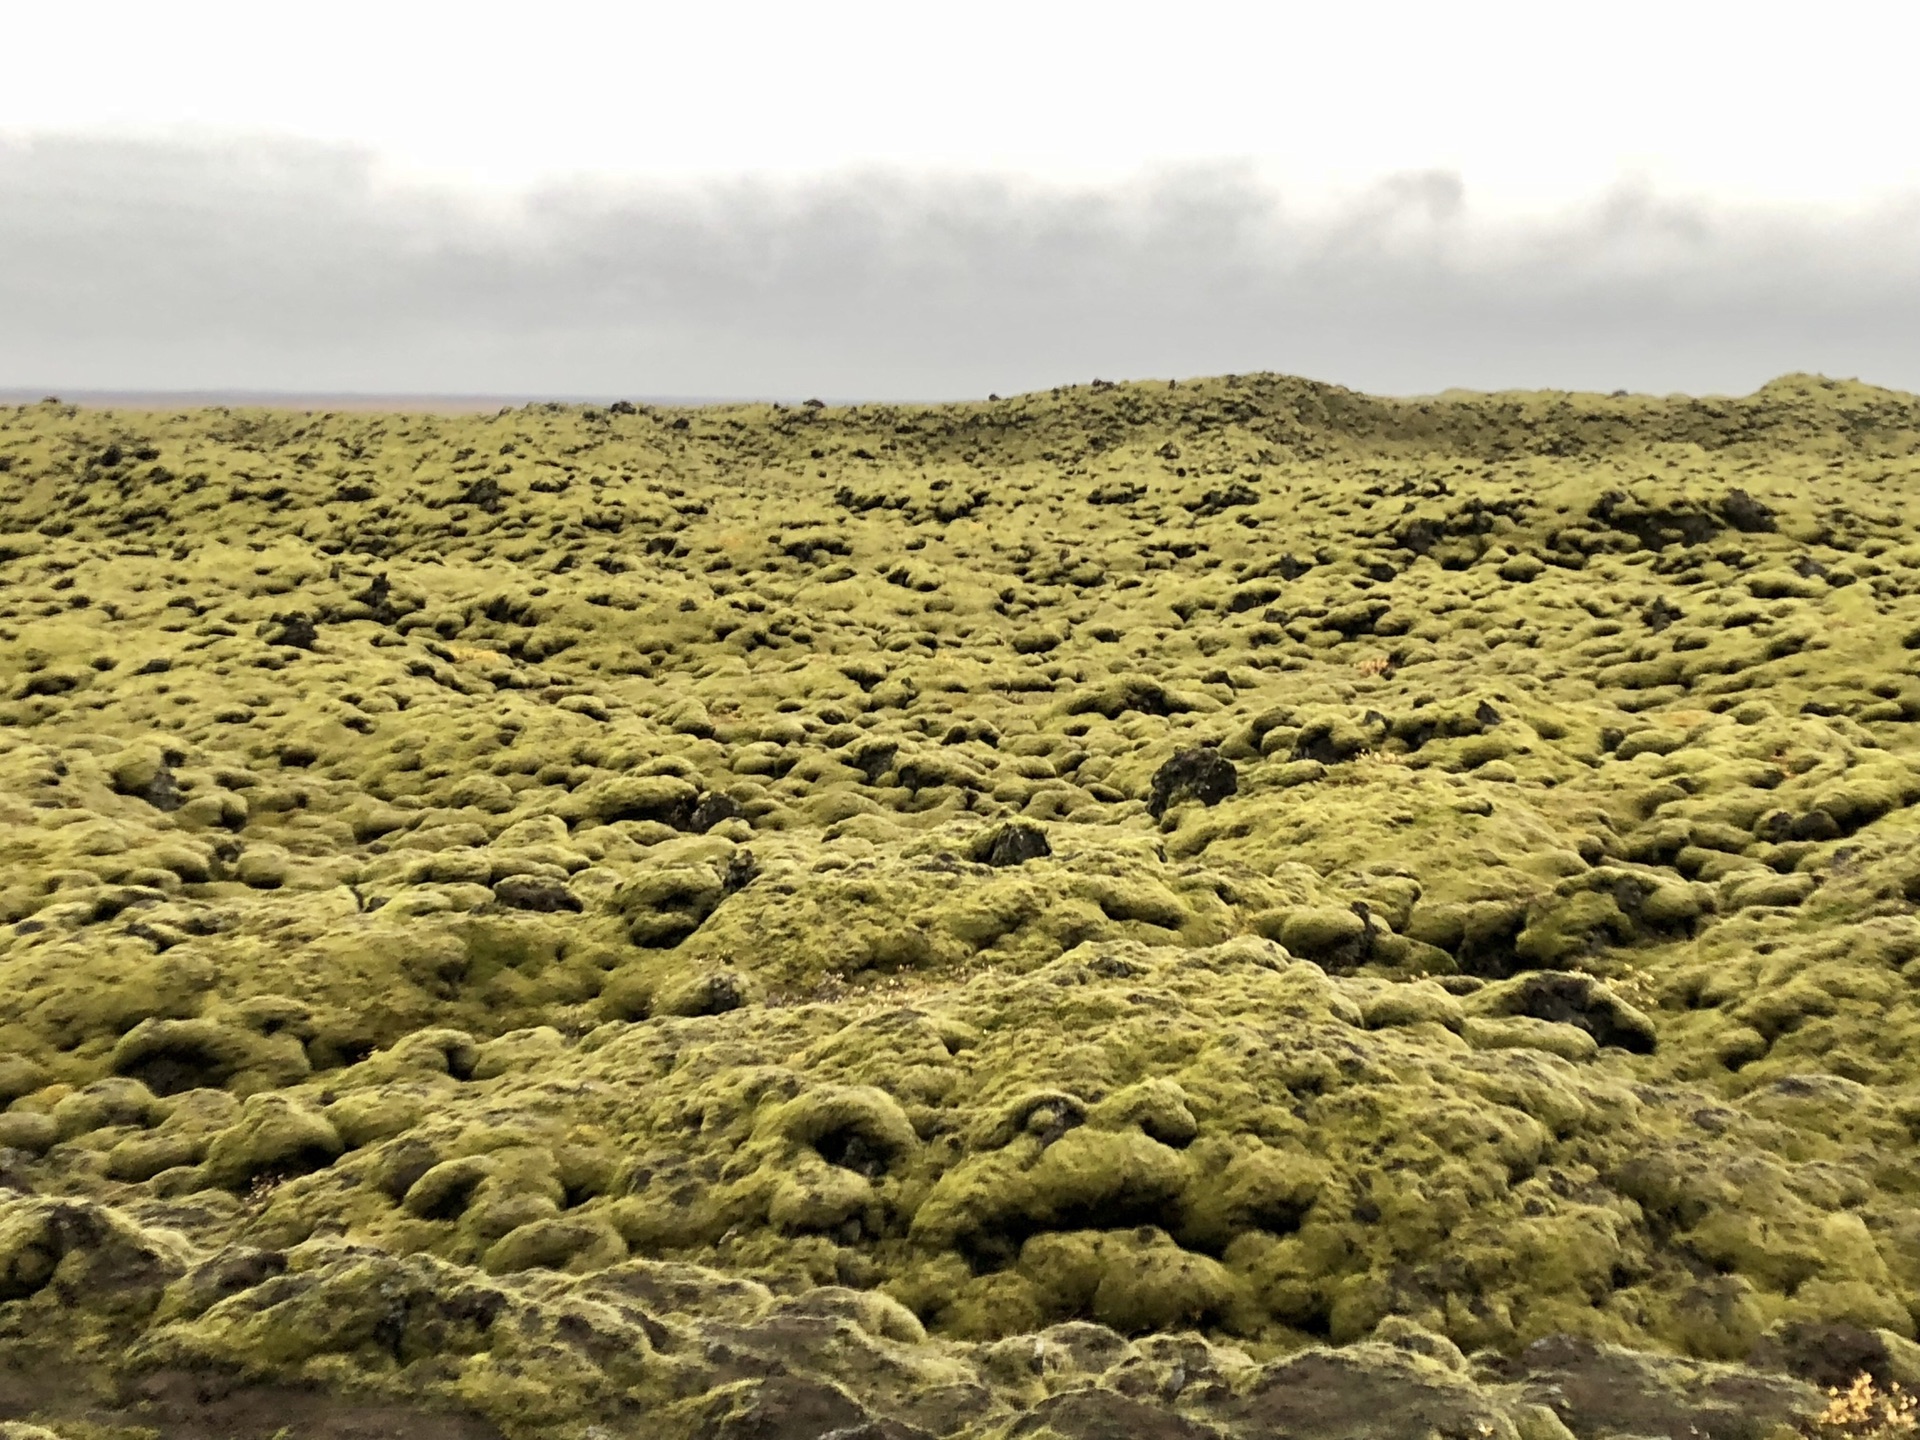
[1,133,1916,399]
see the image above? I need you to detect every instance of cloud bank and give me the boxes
[2,134,1916,400]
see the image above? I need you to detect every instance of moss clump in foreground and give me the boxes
[3,373,1920,1435]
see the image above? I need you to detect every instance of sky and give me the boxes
[3,0,1918,400]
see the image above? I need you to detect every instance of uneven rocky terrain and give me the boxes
[3,373,1920,1438]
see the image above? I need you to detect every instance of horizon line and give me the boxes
[0,372,1892,417]
[0,388,842,414]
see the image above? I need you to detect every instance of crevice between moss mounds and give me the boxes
[490,874,582,913]
[1587,490,1722,550]
[1066,676,1199,721]
[108,745,185,811]
[1475,972,1658,1054]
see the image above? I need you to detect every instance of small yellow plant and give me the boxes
[1809,1374,1918,1438]
[443,643,505,665]
[1352,748,1411,767]
[1608,964,1658,1010]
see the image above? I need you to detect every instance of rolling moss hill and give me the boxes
[3,373,1920,1438]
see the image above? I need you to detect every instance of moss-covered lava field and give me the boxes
[5,373,1920,1439]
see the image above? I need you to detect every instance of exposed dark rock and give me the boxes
[458,477,505,512]
[690,792,746,833]
[354,573,400,624]
[1789,809,1842,842]
[1227,1350,1501,1440]
[724,850,761,893]
[1720,489,1777,533]
[1147,747,1238,819]
[1749,1321,1900,1391]
[1014,1387,1222,1440]
[268,612,318,650]
[1643,596,1685,632]
[1186,483,1260,517]
[1513,1333,1816,1440]
[1589,491,1721,549]
[1501,972,1657,1053]
[492,876,582,913]
[693,1376,871,1440]
[976,821,1053,867]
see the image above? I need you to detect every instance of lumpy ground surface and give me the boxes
[4,375,1920,1437]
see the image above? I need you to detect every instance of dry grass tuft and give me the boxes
[1809,1375,1917,1439]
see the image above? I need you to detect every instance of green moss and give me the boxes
[0,376,1917,1433]
[202,1094,344,1190]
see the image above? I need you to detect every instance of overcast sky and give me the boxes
[4,0,1918,400]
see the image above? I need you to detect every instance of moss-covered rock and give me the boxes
[202,1095,344,1190]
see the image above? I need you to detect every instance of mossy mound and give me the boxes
[2,373,1920,1434]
